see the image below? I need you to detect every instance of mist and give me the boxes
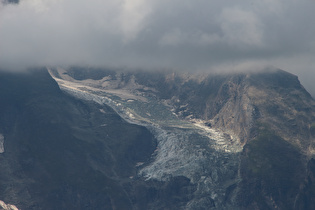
[1,0,315,96]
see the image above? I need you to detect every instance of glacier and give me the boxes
[49,69,244,209]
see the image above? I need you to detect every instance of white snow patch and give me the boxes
[0,134,4,154]
[191,119,243,153]
[0,200,19,210]
[136,162,144,167]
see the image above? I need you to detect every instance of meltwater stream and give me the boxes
[57,83,242,209]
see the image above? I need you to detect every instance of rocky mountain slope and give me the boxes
[1,67,315,209]
[0,69,157,209]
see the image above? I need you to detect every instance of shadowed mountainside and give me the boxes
[0,69,163,209]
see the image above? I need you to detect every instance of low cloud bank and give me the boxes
[0,0,314,95]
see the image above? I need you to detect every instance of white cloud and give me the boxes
[0,0,314,88]
[120,0,151,41]
[219,7,263,46]
[159,28,221,47]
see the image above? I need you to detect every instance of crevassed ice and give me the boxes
[58,84,242,179]
[55,81,242,208]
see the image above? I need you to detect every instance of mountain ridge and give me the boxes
[49,67,315,209]
[51,67,315,153]
[1,67,315,209]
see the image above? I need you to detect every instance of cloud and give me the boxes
[219,7,263,46]
[1,0,315,94]
[119,0,151,41]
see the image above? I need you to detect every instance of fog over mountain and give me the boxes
[0,0,315,95]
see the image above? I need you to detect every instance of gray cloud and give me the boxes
[1,0,315,94]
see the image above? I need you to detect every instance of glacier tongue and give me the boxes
[138,125,241,209]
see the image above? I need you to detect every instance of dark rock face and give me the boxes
[238,130,305,209]
[3,0,19,4]
[125,176,197,210]
[295,158,315,209]
[63,67,117,81]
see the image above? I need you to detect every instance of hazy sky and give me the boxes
[1,0,315,94]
